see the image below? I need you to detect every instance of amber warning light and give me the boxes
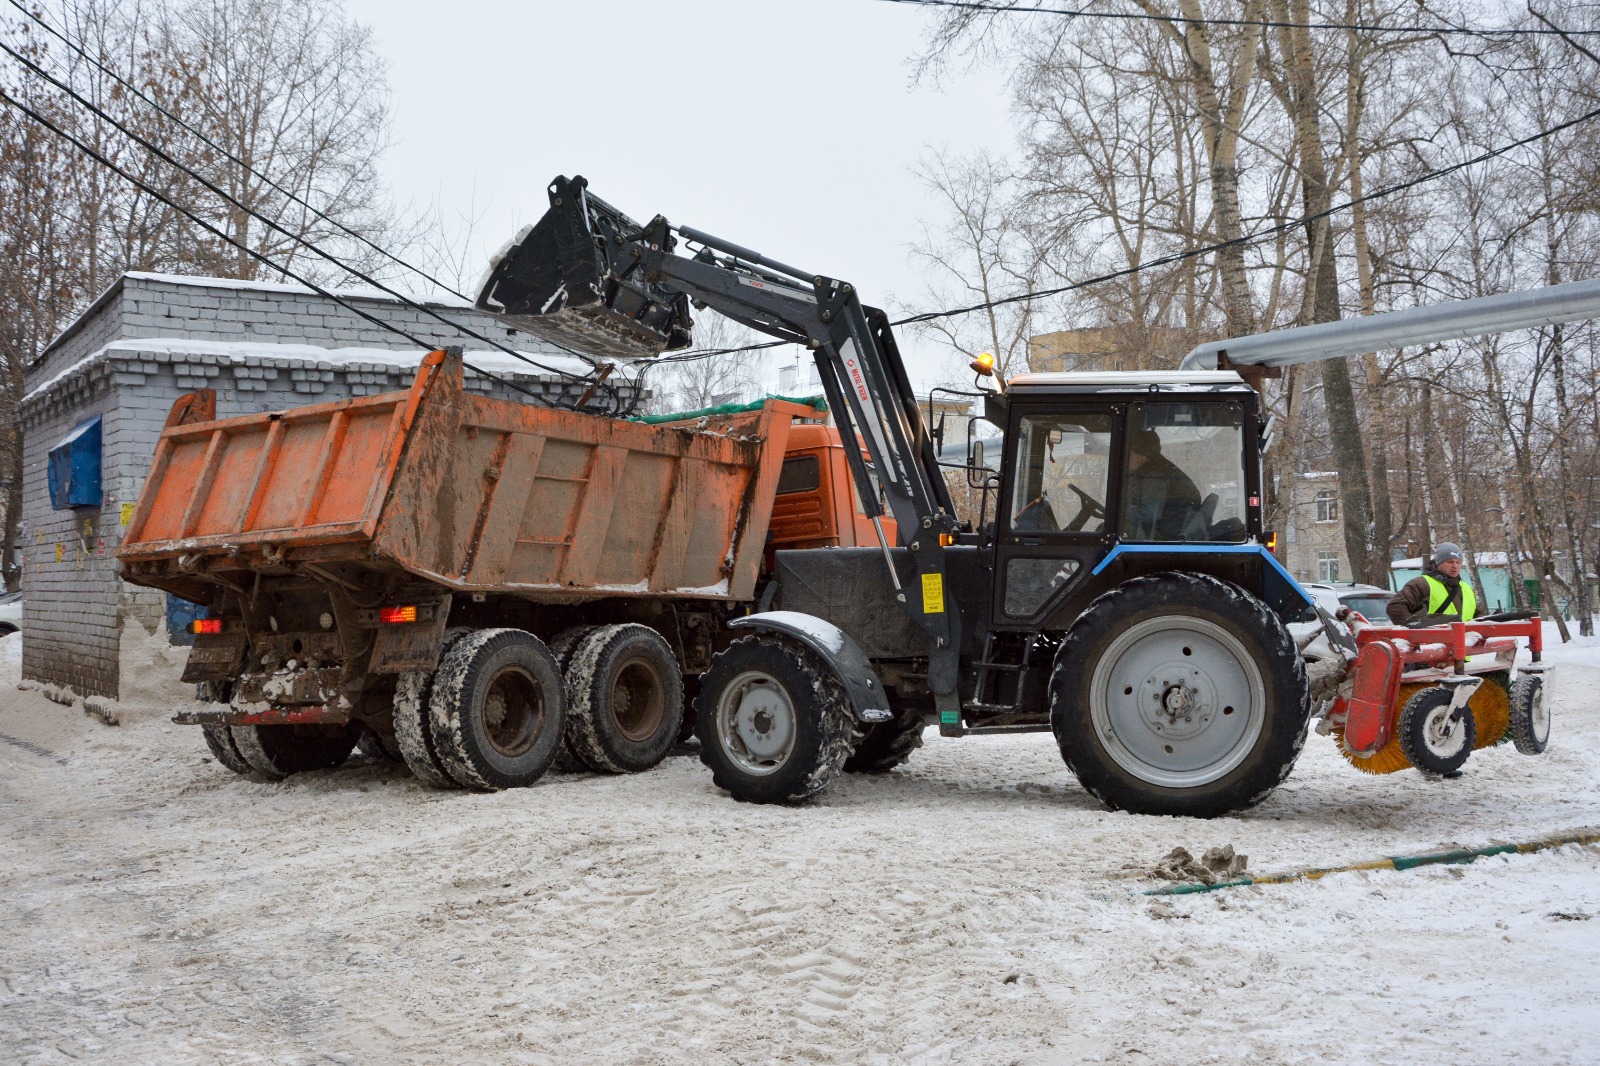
[189,618,223,635]
[379,605,418,624]
[1264,531,1279,555]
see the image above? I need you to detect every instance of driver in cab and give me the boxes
[1122,425,1203,541]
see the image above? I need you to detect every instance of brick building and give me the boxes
[1281,472,1350,584]
[19,272,633,700]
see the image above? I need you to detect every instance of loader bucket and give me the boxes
[475,174,693,360]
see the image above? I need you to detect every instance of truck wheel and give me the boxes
[694,635,858,804]
[1508,676,1550,755]
[843,696,925,774]
[393,629,472,788]
[201,724,251,775]
[1050,572,1309,817]
[357,728,404,763]
[231,723,361,780]
[1397,686,1476,776]
[547,625,600,772]
[428,628,566,791]
[565,624,684,773]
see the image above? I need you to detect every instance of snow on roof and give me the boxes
[22,336,596,406]
[41,271,481,359]
[123,271,474,309]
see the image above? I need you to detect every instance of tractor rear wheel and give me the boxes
[232,723,361,780]
[1397,686,1476,776]
[1050,572,1309,817]
[1508,675,1550,755]
[695,635,858,804]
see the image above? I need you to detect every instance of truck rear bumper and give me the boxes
[175,703,352,726]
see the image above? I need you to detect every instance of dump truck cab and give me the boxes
[767,423,896,555]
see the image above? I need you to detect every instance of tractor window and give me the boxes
[1007,413,1114,534]
[1120,402,1248,542]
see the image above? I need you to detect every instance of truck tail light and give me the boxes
[1264,530,1278,555]
[190,618,223,635]
[379,605,418,624]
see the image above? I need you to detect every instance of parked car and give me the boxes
[0,591,21,636]
[1289,582,1394,661]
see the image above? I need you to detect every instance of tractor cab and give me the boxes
[975,370,1302,634]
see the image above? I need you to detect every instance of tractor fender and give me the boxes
[728,611,894,725]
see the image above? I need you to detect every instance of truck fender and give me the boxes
[727,611,894,725]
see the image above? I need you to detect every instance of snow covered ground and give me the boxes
[2,625,1598,1065]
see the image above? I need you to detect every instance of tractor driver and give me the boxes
[1122,425,1204,541]
[1387,542,1478,625]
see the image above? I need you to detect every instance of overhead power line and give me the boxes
[7,0,624,389]
[877,0,1600,36]
[894,102,1600,327]
[0,84,560,407]
[4,0,464,304]
[0,39,596,388]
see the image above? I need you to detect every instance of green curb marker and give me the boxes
[1143,826,1600,896]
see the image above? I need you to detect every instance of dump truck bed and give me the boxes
[119,350,815,603]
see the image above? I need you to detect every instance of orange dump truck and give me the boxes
[116,348,892,789]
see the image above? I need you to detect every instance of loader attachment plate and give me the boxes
[476,174,692,360]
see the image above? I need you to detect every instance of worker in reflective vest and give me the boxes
[1387,542,1478,624]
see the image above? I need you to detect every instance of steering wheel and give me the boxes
[1065,484,1105,531]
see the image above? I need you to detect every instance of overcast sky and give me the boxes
[340,0,1018,387]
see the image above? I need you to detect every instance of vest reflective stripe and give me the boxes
[1424,575,1477,621]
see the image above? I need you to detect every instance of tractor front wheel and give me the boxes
[694,635,858,804]
[1050,572,1310,817]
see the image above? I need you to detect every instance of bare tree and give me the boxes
[641,311,768,415]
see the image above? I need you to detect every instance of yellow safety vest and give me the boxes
[1424,574,1477,622]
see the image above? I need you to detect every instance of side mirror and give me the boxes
[970,439,985,470]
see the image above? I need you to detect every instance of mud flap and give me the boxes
[728,611,893,725]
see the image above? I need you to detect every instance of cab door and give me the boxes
[991,406,1121,628]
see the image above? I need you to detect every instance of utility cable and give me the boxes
[892,100,1600,326]
[5,0,623,389]
[0,85,557,407]
[4,0,465,302]
[0,37,614,409]
[877,0,1600,36]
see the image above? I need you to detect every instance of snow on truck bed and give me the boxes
[2,625,1598,1065]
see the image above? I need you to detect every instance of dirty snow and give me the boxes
[1,624,1598,1064]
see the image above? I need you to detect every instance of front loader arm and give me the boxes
[477,175,966,714]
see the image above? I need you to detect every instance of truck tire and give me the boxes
[201,724,251,775]
[843,696,925,774]
[428,628,566,791]
[1508,675,1549,755]
[1050,572,1310,817]
[1397,686,1476,776]
[547,625,600,772]
[565,624,684,773]
[393,629,471,788]
[694,635,858,804]
[357,727,404,763]
[231,723,361,780]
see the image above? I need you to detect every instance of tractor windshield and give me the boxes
[1121,402,1248,542]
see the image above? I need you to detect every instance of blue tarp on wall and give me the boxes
[47,415,102,510]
